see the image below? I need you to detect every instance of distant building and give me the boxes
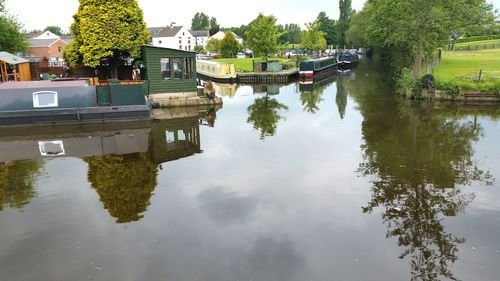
[190,30,210,48]
[148,26,194,51]
[27,38,67,62]
[210,31,244,45]
[32,30,60,40]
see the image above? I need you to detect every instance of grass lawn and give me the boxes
[213,58,290,72]
[455,39,500,47]
[433,48,500,92]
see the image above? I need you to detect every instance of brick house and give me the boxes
[27,38,68,62]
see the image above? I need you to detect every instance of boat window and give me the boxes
[178,130,186,141]
[172,59,183,79]
[33,91,58,108]
[38,140,65,156]
[161,58,171,80]
[165,131,175,144]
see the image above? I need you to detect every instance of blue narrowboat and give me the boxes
[337,51,360,68]
[0,80,150,126]
[299,57,338,80]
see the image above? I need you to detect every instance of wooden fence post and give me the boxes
[478,69,482,83]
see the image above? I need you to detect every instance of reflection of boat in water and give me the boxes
[299,57,338,81]
[299,75,337,93]
[0,105,221,164]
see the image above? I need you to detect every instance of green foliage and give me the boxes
[396,68,416,97]
[247,94,289,139]
[291,55,308,67]
[228,25,248,41]
[346,11,368,47]
[301,22,327,51]
[206,38,221,53]
[191,12,210,30]
[44,25,63,36]
[194,45,206,54]
[84,153,158,224]
[0,161,42,211]
[65,0,150,73]
[209,17,220,36]
[220,31,240,58]
[440,83,460,99]
[245,13,282,59]
[277,23,302,45]
[337,0,353,47]
[316,12,336,45]
[455,34,500,44]
[0,3,28,53]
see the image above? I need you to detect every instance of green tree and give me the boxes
[206,38,221,54]
[220,31,240,58]
[345,10,368,47]
[337,0,353,47]
[194,45,206,54]
[0,160,43,211]
[43,25,63,36]
[247,93,288,140]
[301,22,327,52]
[64,0,150,79]
[0,0,28,53]
[245,13,282,59]
[84,153,158,224]
[191,12,210,30]
[316,12,336,46]
[229,24,249,41]
[361,0,494,81]
[286,24,302,45]
[209,17,220,36]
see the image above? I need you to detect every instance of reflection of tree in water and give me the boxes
[351,63,494,281]
[247,94,288,139]
[0,160,42,211]
[84,153,159,224]
[300,90,323,114]
[335,78,349,119]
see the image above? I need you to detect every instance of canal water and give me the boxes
[1,63,499,281]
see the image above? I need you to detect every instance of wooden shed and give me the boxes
[0,52,31,82]
[141,46,197,95]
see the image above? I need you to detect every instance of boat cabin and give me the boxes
[0,52,31,82]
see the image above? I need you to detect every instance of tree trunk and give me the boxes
[413,29,425,82]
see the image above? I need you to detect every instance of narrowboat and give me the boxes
[337,51,360,68]
[0,79,150,126]
[299,57,338,80]
[196,60,237,84]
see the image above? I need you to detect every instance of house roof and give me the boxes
[28,39,65,48]
[190,30,209,37]
[0,52,29,65]
[60,36,74,44]
[148,27,165,38]
[157,26,185,38]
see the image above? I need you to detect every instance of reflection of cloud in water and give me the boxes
[198,187,258,225]
[247,237,304,281]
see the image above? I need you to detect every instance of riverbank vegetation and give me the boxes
[346,0,498,97]
[214,57,289,72]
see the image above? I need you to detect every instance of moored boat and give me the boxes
[299,57,338,80]
[0,79,150,126]
[337,51,360,68]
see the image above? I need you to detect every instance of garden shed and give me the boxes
[0,52,31,82]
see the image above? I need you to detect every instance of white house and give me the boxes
[210,31,244,45]
[148,26,194,51]
[190,30,210,48]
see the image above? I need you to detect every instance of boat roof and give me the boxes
[0,80,89,89]
[305,56,335,62]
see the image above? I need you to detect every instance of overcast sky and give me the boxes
[5,0,500,32]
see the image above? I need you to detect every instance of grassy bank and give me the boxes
[454,39,500,47]
[213,58,290,72]
[433,48,500,92]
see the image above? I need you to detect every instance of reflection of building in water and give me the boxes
[212,82,238,98]
[253,84,281,96]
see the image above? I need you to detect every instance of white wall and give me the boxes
[34,31,60,40]
[151,26,194,51]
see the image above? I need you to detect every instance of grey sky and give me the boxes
[5,0,500,32]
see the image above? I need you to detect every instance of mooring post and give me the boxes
[478,69,482,83]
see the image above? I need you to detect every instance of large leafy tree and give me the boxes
[301,22,327,52]
[337,0,353,47]
[360,0,494,80]
[0,0,28,53]
[316,12,336,46]
[65,0,150,78]
[206,38,221,54]
[245,13,282,59]
[220,32,240,58]
[191,12,210,30]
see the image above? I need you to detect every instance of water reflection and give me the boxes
[298,77,336,114]
[0,160,42,211]
[351,63,495,280]
[247,92,289,140]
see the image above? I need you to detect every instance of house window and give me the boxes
[179,45,182,50]
[179,40,182,44]
[38,140,65,156]
[183,32,185,36]
[160,58,171,80]
[159,40,162,44]
[33,91,58,108]
[172,59,183,79]
[58,46,63,52]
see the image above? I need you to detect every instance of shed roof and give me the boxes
[28,38,64,48]
[0,51,29,65]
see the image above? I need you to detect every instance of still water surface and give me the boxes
[1,63,500,281]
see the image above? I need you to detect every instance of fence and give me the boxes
[29,63,133,81]
[453,43,499,51]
